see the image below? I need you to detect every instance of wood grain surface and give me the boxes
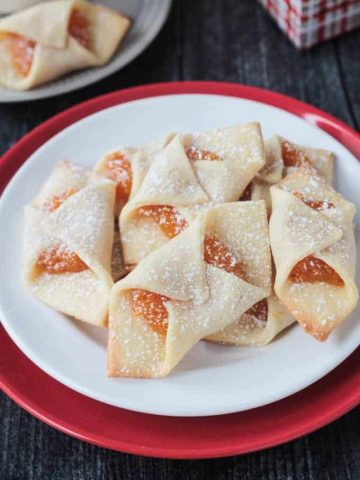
[0,1,359,478]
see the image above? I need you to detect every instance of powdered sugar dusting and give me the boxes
[53,186,112,255]
[183,123,263,164]
[140,153,201,198]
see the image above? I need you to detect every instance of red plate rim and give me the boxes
[0,81,359,459]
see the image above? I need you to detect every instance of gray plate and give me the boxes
[0,0,172,102]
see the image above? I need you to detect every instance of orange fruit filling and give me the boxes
[244,299,268,323]
[131,289,169,336]
[289,255,344,286]
[37,244,88,275]
[281,141,312,168]
[43,188,79,212]
[0,32,36,77]
[185,146,222,161]
[204,235,247,280]
[138,205,188,239]
[68,8,92,50]
[293,191,334,211]
[103,152,133,202]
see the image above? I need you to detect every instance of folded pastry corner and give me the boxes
[206,294,295,346]
[23,161,115,326]
[269,168,358,341]
[260,135,334,184]
[0,0,130,90]
[94,135,174,216]
[242,135,335,215]
[120,123,266,266]
[108,201,270,378]
[181,122,266,201]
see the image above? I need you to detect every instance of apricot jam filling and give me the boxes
[204,235,247,280]
[138,205,188,239]
[293,192,334,211]
[244,298,268,323]
[289,256,344,286]
[43,188,79,212]
[68,8,92,50]
[185,146,222,161]
[131,289,169,336]
[289,190,340,285]
[37,244,88,275]
[103,152,132,202]
[281,141,311,168]
[0,32,36,77]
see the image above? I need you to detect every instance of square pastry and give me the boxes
[270,167,358,341]
[23,161,115,326]
[108,201,271,378]
[0,0,130,90]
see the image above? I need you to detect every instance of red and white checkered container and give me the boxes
[259,0,360,48]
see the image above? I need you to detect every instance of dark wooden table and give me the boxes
[1,1,359,478]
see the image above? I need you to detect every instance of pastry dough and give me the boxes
[181,123,266,201]
[260,135,334,184]
[242,135,334,213]
[120,123,266,265]
[94,136,174,216]
[23,161,115,326]
[269,168,358,341]
[108,201,271,378]
[0,0,130,90]
[206,294,295,346]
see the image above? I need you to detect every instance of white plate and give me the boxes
[0,0,171,103]
[0,94,359,417]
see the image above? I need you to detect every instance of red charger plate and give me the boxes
[0,82,359,459]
